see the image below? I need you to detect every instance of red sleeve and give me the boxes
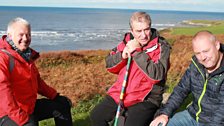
[0,54,29,126]
[37,76,57,100]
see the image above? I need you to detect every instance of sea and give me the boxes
[0,6,224,52]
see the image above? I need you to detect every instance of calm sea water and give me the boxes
[0,6,224,52]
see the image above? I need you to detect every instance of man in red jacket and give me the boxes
[0,17,73,126]
[90,11,171,126]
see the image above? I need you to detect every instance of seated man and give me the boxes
[90,11,171,126]
[0,17,73,126]
[150,30,224,126]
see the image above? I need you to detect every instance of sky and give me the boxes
[1,0,224,13]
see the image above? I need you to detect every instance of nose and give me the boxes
[140,31,146,38]
[200,53,207,61]
[23,34,31,42]
[22,34,28,41]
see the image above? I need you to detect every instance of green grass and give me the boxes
[171,20,224,35]
[39,94,103,126]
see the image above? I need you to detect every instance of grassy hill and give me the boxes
[37,20,224,125]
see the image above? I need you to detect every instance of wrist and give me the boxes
[161,114,169,122]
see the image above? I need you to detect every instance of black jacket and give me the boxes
[159,44,224,125]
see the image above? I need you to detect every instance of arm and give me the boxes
[106,34,141,74]
[158,65,193,116]
[150,65,193,126]
[0,55,29,125]
[37,77,57,99]
[106,41,127,74]
[35,65,57,99]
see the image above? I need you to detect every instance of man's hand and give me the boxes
[122,39,141,59]
[122,46,130,59]
[53,94,73,108]
[150,114,169,126]
[126,39,141,53]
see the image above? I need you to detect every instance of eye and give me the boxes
[27,34,31,38]
[194,52,200,56]
[202,50,209,53]
[18,33,23,37]
[135,30,142,33]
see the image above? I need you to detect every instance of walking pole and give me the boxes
[114,56,132,126]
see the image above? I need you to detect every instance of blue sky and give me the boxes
[1,0,224,12]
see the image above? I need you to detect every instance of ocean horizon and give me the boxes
[1,6,224,52]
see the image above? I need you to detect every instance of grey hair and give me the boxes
[129,11,152,29]
[7,17,30,34]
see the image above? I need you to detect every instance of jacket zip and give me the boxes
[192,58,208,122]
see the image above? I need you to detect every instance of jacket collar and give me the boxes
[0,35,40,62]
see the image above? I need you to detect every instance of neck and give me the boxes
[207,52,223,73]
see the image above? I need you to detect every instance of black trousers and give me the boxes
[90,95,158,126]
[0,98,73,126]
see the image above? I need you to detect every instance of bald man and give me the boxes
[150,30,224,126]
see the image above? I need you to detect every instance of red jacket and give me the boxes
[106,29,171,107]
[0,35,57,125]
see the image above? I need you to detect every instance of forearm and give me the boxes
[38,78,57,100]
[106,51,127,74]
[158,70,192,117]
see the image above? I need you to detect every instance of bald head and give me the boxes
[192,30,222,73]
[192,30,216,45]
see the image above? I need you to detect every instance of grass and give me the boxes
[171,20,224,35]
[40,95,103,126]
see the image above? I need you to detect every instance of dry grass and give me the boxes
[36,50,116,106]
[36,33,224,106]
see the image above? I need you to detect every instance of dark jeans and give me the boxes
[90,95,158,126]
[0,98,73,126]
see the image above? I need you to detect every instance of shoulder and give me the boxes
[158,36,171,47]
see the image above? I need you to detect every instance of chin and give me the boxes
[140,41,148,46]
[20,47,28,51]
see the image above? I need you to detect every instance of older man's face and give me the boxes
[8,22,31,52]
[131,21,151,46]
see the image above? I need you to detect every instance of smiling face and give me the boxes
[7,19,31,52]
[192,31,221,72]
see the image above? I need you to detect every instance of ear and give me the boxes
[215,40,220,50]
[7,33,12,40]
[130,29,134,35]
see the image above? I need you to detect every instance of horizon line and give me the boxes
[1,5,224,13]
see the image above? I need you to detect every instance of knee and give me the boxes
[90,106,99,121]
[53,95,72,109]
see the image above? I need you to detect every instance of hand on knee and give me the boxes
[53,94,73,108]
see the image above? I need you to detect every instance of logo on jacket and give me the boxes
[145,44,158,53]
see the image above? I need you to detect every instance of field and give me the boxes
[37,20,224,125]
